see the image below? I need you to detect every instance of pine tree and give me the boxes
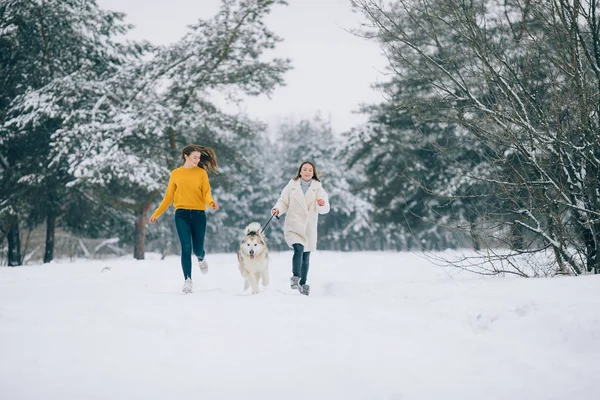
[6,0,292,260]
[353,0,600,275]
[0,0,136,265]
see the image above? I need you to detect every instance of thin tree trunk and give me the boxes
[133,202,152,260]
[468,212,481,251]
[43,211,56,263]
[7,216,22,266]
[509,221,525,251]
[167,126,179,168]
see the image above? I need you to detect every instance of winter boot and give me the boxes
[197,258,208,275]
[298,284,310,296]
[290,276,300,290]
[182,278,193,294]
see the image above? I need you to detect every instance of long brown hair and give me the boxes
[180,144,218,173]
[292,160,320,182]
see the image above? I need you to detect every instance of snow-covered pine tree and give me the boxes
[343,86,494,251]
[123,0,292,258]
[342,0,496,251]
[0,0,137,265]
[354,0,600,275]
[7,0,292,260]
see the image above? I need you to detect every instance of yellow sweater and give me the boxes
[152,166,215,219]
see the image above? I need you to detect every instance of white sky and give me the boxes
[96,0,388,134]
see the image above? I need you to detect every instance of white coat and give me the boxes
[273,178,330,252]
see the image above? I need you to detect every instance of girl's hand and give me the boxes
[149,216,157,224]
[317,198,325,207]
[272,208,279,217]
[210,201,219,210]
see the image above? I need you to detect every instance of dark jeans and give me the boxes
[174,209,206,279]
[292,243,311,285]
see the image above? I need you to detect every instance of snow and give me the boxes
[1,251,598,399]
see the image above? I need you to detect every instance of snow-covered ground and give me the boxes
[1,251,598,400]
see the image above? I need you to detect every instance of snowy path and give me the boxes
[1,251,598,400]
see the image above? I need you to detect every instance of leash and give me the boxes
[260,213,279,234]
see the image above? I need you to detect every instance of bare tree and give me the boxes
[353,0,600,275]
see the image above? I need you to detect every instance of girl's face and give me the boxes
[184,151,201,167]
[300,163,314,181]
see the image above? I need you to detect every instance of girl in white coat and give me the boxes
[272,161,330,295]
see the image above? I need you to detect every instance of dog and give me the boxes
[237,222,270,294]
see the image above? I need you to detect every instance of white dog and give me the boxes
[237,222,270,294]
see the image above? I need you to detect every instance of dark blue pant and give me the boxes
[292,243,311,285]
[174,209,206,279]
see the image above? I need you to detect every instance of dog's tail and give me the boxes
[244,222,262,236]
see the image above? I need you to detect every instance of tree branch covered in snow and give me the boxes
[352,0,600,275]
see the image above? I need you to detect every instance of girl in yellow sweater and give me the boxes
[149,145,219,293]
